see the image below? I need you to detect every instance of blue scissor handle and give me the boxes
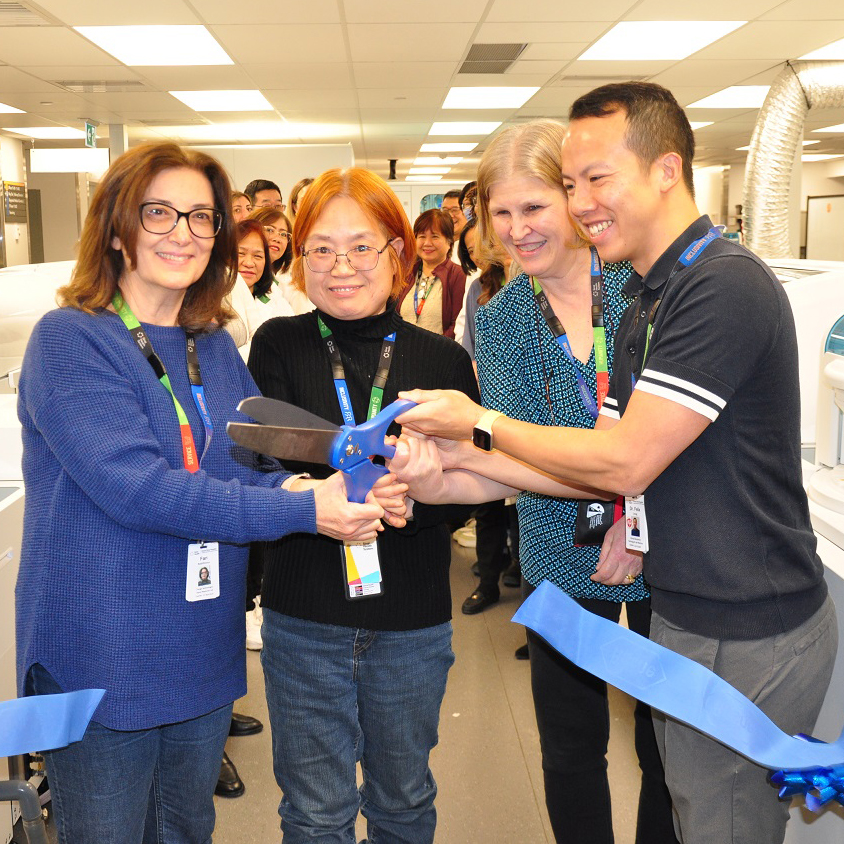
[329,399,417,503]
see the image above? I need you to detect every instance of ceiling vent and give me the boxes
[0,0,53,25]
[52,80,149,94]
[459,43,527,75]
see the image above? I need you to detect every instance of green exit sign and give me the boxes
[85,122,96,148]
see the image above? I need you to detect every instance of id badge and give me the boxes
[342,541,383,600]
[624,495,649,553]
[186,541,220,602]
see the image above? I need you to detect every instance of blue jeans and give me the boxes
[261,610,454,844]
[27,664,232,844]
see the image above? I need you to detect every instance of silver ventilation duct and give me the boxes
[743,61,844,258]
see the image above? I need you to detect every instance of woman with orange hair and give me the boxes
[248,167,478,843]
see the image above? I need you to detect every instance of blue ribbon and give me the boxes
[513,582,844,810]
[0,689,105,756]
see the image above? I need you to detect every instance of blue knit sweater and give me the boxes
[16,307,316,730]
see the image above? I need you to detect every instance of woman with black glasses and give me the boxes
[15,143,405,844]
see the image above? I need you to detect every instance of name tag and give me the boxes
[624,495,649,553]
[186,541,220,602]
[342,541,383,600]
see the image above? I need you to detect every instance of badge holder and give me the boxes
[341,541,383,600]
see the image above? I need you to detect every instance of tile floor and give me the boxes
[214,542,642,844]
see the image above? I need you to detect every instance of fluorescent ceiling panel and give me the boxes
[409,167,451,174]
[802,154,844,162]
[413,156,463,165]
[74,26,233,66]
[442,87,539,109]
[420,142,477,152]
[406,175,442,181]
[687,86,770,108]
[169,90,273,111]
[800,37,844,60]
[3,126,85,139]
[578,21,746,61]
[0,102,24,114]
[813,124,844,133]
[428,122,501,136]
[30,147,110,177]
[689,122,713,130]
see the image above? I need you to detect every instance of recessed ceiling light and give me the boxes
[409,167,451,175]
[420,142,477,152]
[443,87,539,109]
[0,102,25,114]
[737,140,820,151]
[813,124,844,134]
[802,154,844,162]
[429,122,501,136]
[687,86,770,109]
[413,156,463,165]
[800,37,844,60]
[169,90,273,111]
[578,21,746,61]
[74,25,233,66]
[2,126,85,139]
[406,175,442,181]
[689,122,713,130]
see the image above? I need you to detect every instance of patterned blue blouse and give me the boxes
[475,264,648,602]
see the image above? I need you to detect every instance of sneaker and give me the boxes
[246,596,263,651]
[454,525,476,548]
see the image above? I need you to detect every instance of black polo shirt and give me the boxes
[600,215,827,640]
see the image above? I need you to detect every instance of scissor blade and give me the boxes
[237,396,340,433]
[227,422,339,466]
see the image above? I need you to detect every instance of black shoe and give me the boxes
[502,562,521,588]
[471,562,480,577]
[461,589,499,615]
[215,751,245,798]
[515,643,529,660]
[229,712,263,737]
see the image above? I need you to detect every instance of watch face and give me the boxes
[472,427,492,451]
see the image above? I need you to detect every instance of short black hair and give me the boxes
[457,218,477,275]
[459,181,477,206]
[569,81,695,197]
[442,190,461,201]
[244,178,282,203]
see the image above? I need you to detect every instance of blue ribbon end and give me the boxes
[771,763,844,811]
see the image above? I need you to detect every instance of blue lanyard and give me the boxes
[186,333,213,465]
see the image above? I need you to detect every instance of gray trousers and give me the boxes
[650,595,838,844]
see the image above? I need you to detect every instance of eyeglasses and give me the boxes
[302,239,395,273]
[263,225,291,241]
[139,202,223,238]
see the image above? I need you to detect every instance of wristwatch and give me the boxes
[472,409,504,452]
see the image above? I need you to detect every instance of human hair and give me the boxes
[457,218,478,276]
[476,119,589,261]
[568,81,695,197]
[59,142,236,331]
[249,206,293,274]
[458,181,476,206]
[231,190,249,202]
[288,177,314,220]
[442,190,460,201]
[236,219,274,299]
[244,178,282,204]
[411,209,454,277]
[477,263,506,307]
[290,167,415,302]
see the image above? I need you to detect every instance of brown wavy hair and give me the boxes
[249,206,293,274]
[290,168,414,302]
[58,142,236,331]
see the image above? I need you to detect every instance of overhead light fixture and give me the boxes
[802,154,844,162]
[0,102,24,114]
[428,122,501,136]
[737,140,820,151]
[29,148,110,177]
[3,126,86,139]
[413,156,463,166]
[406,175,442,181]
[169,90,273,111]
[409,167,451,175]
[689,122,713,130]
[420,142,477,152]
[578,21,746,61]
[800,37,844,60]
[74,25,233,66]
[442,87,539,109]
[813,124,844,133]
[687,86,770,109]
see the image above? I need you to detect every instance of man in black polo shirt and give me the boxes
[396,82,838,844]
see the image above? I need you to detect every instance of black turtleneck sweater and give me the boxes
[248,307,479,631]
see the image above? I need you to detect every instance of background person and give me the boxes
[231,190,252,221]
[287,176,314,222]
[244,178,284,211]
[248,167,478,844]
[15,142,403,844]
[440,189,466,238]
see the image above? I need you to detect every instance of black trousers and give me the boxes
[528,596,678,844]
[475,499,514,596]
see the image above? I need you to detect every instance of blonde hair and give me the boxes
[476,119,588,264]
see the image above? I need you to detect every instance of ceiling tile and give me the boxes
[760,0,844,19]
[693,21,844,61]
[347,24,475,62]
[0,66,67,93]
[25,66,147,83]
[486,0,634,22]
[650,59,780,89]
[244,63,354,89]
[357,88,446,108]
[190,0,340,24]
[563,59,676,77]
[624,0,780,19]
[77,91,194,111]
[453,71,559,86]
[263,90,358,110]
[0,27,120,66]
[30,0,200,25]
[136,66,255,89]
[475,22,607,43]
[343,0,488,23]
[353,63,456,88]
[211,24,347,64]
[520,43,588,61]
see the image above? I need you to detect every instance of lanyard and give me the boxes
[531,247,607,420]
[317,316,396,424]
[413,272,435,318]
[632,226,723,387]
[112,294,212,472]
